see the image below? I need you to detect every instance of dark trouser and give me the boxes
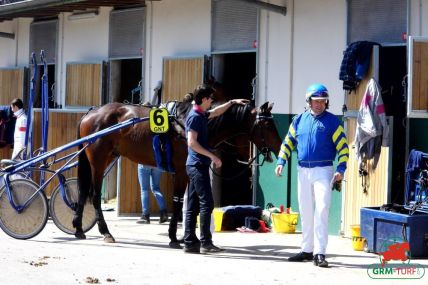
[184,164,214,247]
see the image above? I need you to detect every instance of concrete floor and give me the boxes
[0,209,426,285]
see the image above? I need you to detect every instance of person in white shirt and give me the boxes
[10,98,27,160]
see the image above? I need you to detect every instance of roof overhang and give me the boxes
[0,0,159,22]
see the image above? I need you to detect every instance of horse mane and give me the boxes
[207,104,253,135]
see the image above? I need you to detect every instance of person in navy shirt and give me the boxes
[184,84,248,254]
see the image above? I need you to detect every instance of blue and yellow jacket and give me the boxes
[277,110,349,175]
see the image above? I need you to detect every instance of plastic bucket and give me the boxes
[196,208,223,232]
[350,224,360,237]
[213,208,224,232]
[271,212,299,233]
[352,236,365,251]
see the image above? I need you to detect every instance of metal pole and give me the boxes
[24,52,37,160]
[40,50,49,185]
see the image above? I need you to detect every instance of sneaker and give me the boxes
[159,210,168,224]
[200,244,225,254]
[288,252,314,262]
[313,254,329,267]
[136,214,150,224]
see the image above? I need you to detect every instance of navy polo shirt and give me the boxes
[185,108,211,166]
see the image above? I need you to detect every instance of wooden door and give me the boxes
[0,68,25,105]
[342,46,391,237]
[65,63,102,107]
[408,37,428,117]
[162,57,204,101]
[32,110,86,196]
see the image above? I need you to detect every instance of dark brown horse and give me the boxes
[73,99,281,247]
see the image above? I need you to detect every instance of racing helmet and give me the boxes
[305,84,329,102]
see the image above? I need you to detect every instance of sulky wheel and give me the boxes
[0,179,48,239]
[49,178,97,235]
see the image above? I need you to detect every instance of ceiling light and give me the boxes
[68,11,98,21]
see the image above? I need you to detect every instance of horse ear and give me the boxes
[267,102,274,113]
[259,102,269,112]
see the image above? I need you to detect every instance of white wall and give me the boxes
[144,0,211,100]
[259,0,346,115]
[16,18,31,66]
[258,0,291,113]
[0,18,32,67]
[292,0,346,114]
[0,20,18,67]
[410,0,428,36]
[58,6,112,107]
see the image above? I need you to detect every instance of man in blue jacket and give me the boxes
[275,84,349,267]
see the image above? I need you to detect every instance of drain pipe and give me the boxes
[285,0,295,208]
[147,0,154,102]
[14,19,19,66]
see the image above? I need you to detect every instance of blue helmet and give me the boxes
[305,84,329,102]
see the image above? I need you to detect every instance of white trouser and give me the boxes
[297,166,333,255]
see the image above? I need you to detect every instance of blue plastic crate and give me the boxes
[360,206,428,257]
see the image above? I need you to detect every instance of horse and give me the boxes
[73,99,282,247]
[0,105,16,149]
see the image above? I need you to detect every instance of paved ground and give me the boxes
[0,208,426,285]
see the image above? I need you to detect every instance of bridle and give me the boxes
[209,112,275,180]
[251,113,275,161]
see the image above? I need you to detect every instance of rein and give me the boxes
[209,151,267,181]
[209,113,274,180]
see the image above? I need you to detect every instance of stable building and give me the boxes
[0,0,428,237]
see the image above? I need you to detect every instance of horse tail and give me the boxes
[77,120,93,202]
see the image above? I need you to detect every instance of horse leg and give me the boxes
[73,191,87,239]
[168,169,187,248]
[92,173,115,243]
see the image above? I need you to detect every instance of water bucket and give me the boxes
[213,208,224,232]
[350,224,365,251]
[197,208,224,232]
[350,224,360,237]
[271,212,299,233]
[352,236,365,251]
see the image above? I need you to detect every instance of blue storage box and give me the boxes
[360,206,428,257]
[360,150,428,257]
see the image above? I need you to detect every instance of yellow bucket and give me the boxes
[271,212,299,233]
[352,236,365,251]
[197,208,224,232]
[213,208,224,232]
[350,224,360,237]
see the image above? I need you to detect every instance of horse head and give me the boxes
[249,102,282,163]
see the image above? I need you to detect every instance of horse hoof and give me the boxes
[75,232,86,239]
[169,241,182,249]
[104,234,115,243]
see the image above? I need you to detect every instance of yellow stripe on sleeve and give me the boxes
[335,137,347,151]
[338,155,348,164]
[332,125,344,143]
